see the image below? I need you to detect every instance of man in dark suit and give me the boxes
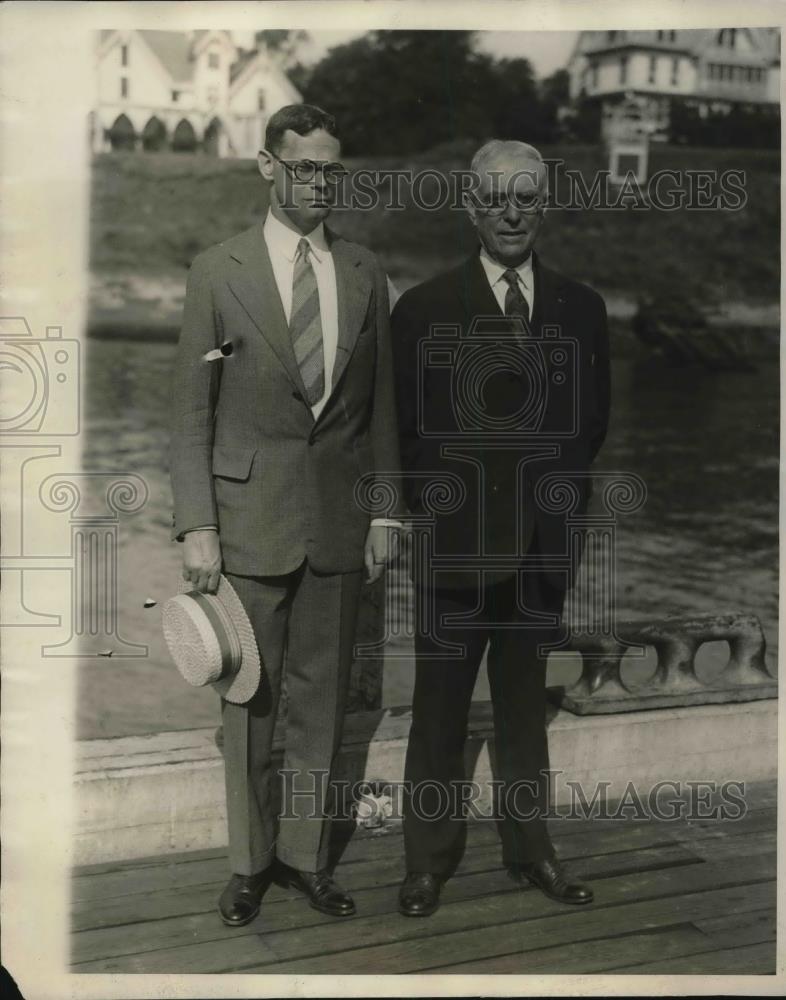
[391,139,611,916]
[169,104,402,927]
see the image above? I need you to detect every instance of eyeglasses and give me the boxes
[470,192,546,216]
[269,152,348,185]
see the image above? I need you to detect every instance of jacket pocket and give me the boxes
[212,444,256,481]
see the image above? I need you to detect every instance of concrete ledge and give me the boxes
[74,698,778,865]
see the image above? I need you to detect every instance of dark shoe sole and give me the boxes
[307,899,356,917]
[399,902,439,917]
[284,877,356,917]
[523,875,594,905]
[218,904,261,927]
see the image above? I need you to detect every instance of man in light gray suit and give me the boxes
[169,104,402,926]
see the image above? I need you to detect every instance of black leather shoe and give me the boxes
[509,857,593,905]
[399,872,441,917]
[218,870,270,926]
[284,867,356,916]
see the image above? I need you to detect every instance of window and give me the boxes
[121,44,128,67]
[208,51,219,69]
[669,31,676,42]
[120,76,128,99]
[172,89,180,103]
[257,88,266,111]
[648,56,657,84]
[619,55,628,85]
[590,61,598,88]
[207,85,219,106]
[671,56,679,85]
[657,30,664,42]
[718,28,737,49]
[607,31,616,42]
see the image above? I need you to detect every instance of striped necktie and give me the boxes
[290,237,325,406]
[502,268,531,334]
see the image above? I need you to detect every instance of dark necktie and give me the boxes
[502,268,531,333]
[290,237,325,406]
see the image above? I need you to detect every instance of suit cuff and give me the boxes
[371,518,403,528]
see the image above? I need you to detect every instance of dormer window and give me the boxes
[257,88,266,111]
[121,43,128,67]
[172,90,180,103]
[208,51,220,69]
[718,28,737,49]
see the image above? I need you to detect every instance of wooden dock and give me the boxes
[71,781,777,975]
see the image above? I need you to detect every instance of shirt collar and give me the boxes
[479,245,533,291]
[263,209,329,263]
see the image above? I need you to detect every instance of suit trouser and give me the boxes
[221,559,362,876]
[403,540,567,875]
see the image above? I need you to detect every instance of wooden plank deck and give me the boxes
[70,781,778,975]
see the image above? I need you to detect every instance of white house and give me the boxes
[567,27,780,139]
[93,29,302,157]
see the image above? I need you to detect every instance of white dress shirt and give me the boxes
[479,246,535,318]
[184,211,399,534]
[263,209,338,422]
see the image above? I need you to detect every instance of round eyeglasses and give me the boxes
[471,192,546,216]
[269,152,348,185]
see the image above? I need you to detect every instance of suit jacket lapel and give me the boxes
[531,250,564,332]
[226,222,309,399]
[461,248,566,375]
[459,251,504,322]
[329,233,372,392]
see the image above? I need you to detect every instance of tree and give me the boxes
[540,68,570,106]
[482,57,542,141]
[537,68,572,142]
[255,29,309,67]
[301,31,502,155]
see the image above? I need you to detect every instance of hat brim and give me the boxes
[177,573,262,705]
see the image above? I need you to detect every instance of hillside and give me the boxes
[90,143,779,309]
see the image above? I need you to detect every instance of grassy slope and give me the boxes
[90,144,779,304]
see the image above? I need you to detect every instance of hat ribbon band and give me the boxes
[190,590,240,678]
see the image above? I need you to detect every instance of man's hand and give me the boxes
[364,524,399,584]
[182,529,222,593]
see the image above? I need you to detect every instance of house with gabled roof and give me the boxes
[567,27,780,140]
[93,29,302,157]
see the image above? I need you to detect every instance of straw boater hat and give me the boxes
[162,574,261,704]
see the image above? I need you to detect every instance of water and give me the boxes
[78,337,779,738]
